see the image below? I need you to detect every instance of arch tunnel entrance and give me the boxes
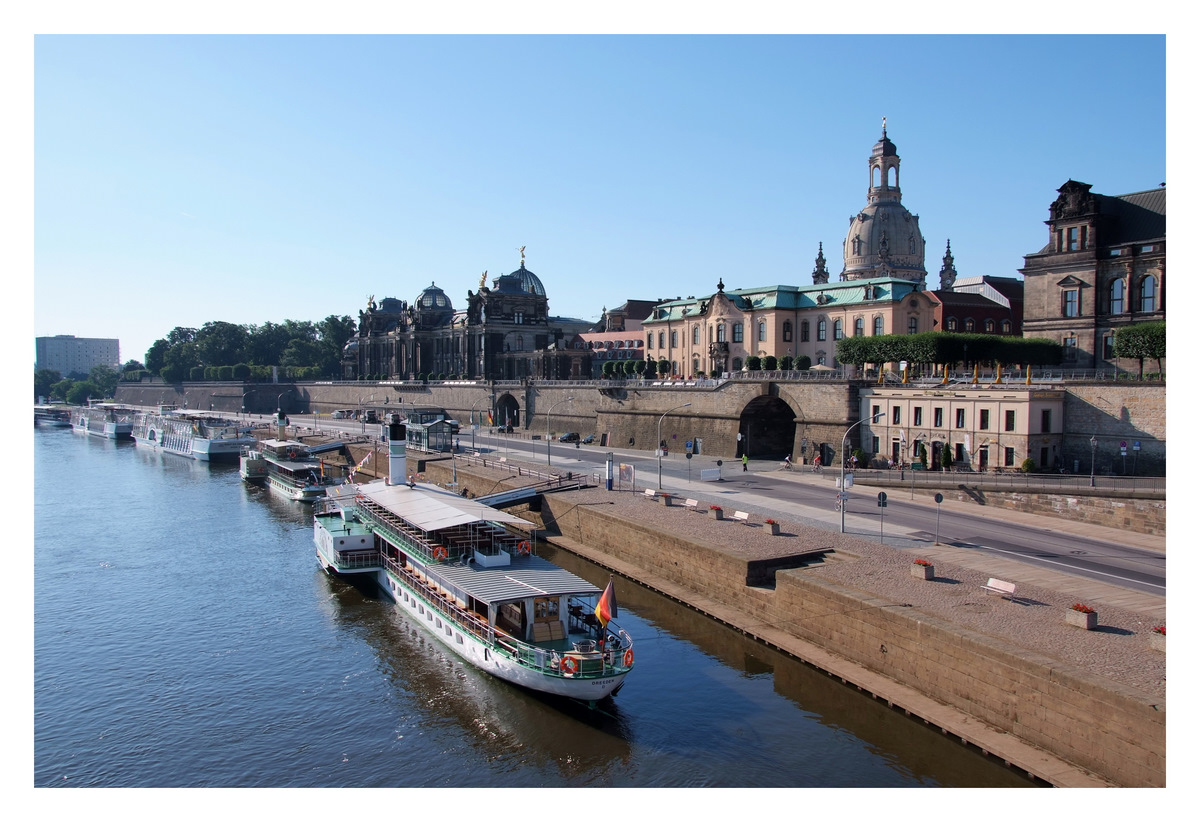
[736,396,797,460]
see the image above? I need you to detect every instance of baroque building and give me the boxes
[1019,180,1166,370]
[342,253,592,381]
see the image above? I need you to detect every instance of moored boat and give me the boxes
[34,405,72,428]
[132,407,257,461]
[312,413,633,705]
[255,438,341,501]
[70,402,135,439]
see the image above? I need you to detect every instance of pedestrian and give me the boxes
[742,453,748,472]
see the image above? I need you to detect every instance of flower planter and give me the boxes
[708,508,723,521]
[766,522,780,536]
[1065,609,1097,630]
[659,494,672,506]
[1151,632,1165,652]
[910,563,934,580]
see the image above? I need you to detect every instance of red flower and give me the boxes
[913,559,932,567]
[765,519,777,525]
[1070,603,1095,614]
[709,505,722,511]
[1152,625,1165,635]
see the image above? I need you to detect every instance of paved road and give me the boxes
[470,431,1166,602]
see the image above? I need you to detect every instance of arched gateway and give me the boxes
[736,396,797,459]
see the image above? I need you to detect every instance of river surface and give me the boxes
[33,429,1037,788]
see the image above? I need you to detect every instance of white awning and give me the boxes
[355,480,530,532]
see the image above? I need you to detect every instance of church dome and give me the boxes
[415,282,455,326]
[495,263,546,297]
[841,127,927,283]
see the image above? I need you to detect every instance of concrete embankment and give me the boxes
[404,454,1163,788]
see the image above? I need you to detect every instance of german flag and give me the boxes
[594,577,618,629]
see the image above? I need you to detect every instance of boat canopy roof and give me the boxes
[354,480,529,531]
[436,554,602,606]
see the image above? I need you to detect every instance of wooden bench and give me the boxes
[683,498,700,512]
[644,488,657,500]
[729,510,751,524]
[980,578,1016,600]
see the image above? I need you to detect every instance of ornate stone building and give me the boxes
[1019,180,1166,370]
[342,254,592,381]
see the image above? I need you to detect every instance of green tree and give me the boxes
[746,356,762,371]
[195,321,249,367]
[657,358,670,377]
[145,339,170,375]
[1114,321,1166,377]
[89,364,120,397]
[244,321,292,365]
[763,355,778,370]
[941,442,953,471]
[65,380,99,405]
[280,338,325,369]
[34,369,61,400]
[49,378,74,401]
[602,360,618,378]
[918,441,928,469]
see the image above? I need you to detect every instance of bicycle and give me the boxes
[780,460,795,471]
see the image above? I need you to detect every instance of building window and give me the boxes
[801,320,810,342]
[1067,226,1080,251]
[1062,289,1080,318]
[514,311,525,324]
[647,333,653,349]
[872,404,881,420]
[933,407,943,428]
[892,405,901,425]
[979,409,989,430]
[1041,409,1052,433]
[854,318,864,337]
[955,443,965,462]
[908,316,918,335]
[671,330,678,348]
[732,357,743,371]
[717,324,726,343]
[1139,277,1157,312]
[1063,336,1077,361]
[1103,334,1116,360]
[984,319,995,333]
[873,316,884,336]
[965,318,975,332]
[955,408,965,429]
[817,320,826,341]
[733,323,744,343]
[833,320,843,340]
[946,318,958,331]
[1004,447,1015,467]
[693,325,700,345]
[1108,279,1125,314]
[1001,320,1012,333]
[1004,410,1016,431]
[913,407,923,426]
[783,321,793,342]
[657,332,665,349]
[758,321,766,342]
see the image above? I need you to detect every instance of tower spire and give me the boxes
[939,239,958,290]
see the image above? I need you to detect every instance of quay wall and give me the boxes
[413,458,1164,787]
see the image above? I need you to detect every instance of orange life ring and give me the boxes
[517,540,531,556]
[432,545,448,561]
[560,655,578,675]
[623,648,634,667]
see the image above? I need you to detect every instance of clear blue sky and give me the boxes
[27,28,1170,367]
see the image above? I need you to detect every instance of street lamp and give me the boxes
[657,403,692,489]
[1090,435,1098,487]
[241,389,255,420]
[470,395,490,453]
[357,394,376,434]
[546,397,574,465]
[840,411,885,534]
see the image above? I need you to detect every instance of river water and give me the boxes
[33,429,1037,788]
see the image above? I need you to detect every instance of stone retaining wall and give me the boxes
[413,459,1164,786]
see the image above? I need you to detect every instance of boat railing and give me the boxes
[382,555,494,641]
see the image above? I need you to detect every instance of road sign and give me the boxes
[934,493,944,504]
[836,492,848,500]
[1133,441,1141,451]
[1120,440,1127,448]
[877,491,888,507]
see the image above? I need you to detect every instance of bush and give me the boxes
[189,366,205,381]
[161,365,184,384]
[763,355,778,370]
[232,363,251,380]
[1020,457,1035,474]
[746,356,762,371]
[795,355,812,370]
[780,355,794,371]
[217,365,235,380]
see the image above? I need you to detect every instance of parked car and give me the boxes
[331,409,354,419]
[558,432,580,443]
[364,410,379,423]
[581,434,595,444]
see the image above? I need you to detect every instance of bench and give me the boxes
[644,488,657,500]
[980,578,1016,600]
[729,510,751,524]
[683,498,700,512]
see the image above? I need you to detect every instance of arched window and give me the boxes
[670,330,678,347]
[693,325,700,345]
[783,321,793,342]
[732,357,743,371]
[692,357,700,374]
[873,316,884,336]
[965,318,975,332]
[758,321,766,342]
[1139,276,1157,312]
[646,333,653,349]
[908,316,918,334]
[1109,279,1125,314]
[946,318,958,331]
[1001,319,1012,333]
[854,317,864,336]
[985,318,995,332]
[732,323,743,343]
[801,320,810,342]
[816,319,826,341]
[658,331,665,348]
[833,319,843,340]
[717,323,727,343]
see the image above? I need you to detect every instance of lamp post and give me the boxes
[658,402,692,489]
[470,396,489,453]
[241,390,255,420]
[1090,435,1098,487]
[357,394,376,434]
[545,397,573,465]
[841,411,884,534]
